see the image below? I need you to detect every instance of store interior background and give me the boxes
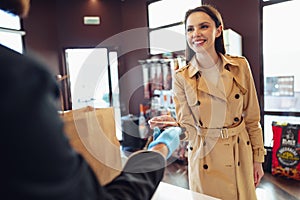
[3,0,296,196]
[23,0,261,113]
[22,0,300,146]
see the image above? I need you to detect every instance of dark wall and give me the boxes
[55,0,122,48]
[120,0,149,115]
[24,0,122,72]
[23,0,124,111]
[23,0,59,74]
[203,0,262,97]
[23,0,262,115]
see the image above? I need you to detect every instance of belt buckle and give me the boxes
[220,128,229,139]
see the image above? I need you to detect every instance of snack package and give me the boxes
[271,122,300,180]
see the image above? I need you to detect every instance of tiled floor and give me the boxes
[163,160,300,200]
[256,173,300,200]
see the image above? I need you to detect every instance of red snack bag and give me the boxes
[271,122,300,181]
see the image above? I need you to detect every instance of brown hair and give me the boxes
[184,5,226,62]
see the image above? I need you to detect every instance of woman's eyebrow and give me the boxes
[187,21,210,27]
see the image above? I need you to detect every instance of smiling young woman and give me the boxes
[149,4,265,200]
[185,11,222,67]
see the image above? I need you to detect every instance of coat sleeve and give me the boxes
[241,58,265,163]
[172,69,198,141]
[0,48,164,200]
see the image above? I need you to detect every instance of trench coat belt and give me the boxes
[197,121,246,139]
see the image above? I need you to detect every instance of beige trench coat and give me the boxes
[173,54,265,200]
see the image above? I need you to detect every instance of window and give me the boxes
[65,48,109,108]
[65,48,122,140]
[262,0,300,146]
[0,10,24,53]
[149,24,186,55]
[147,0,202,55]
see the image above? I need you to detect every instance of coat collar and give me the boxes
[187,56,199,78]
[186,54,246,101]
[187,53,240,78]
[220,54,240,68]
[187,55,228,101]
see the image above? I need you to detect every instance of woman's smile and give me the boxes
[193,38,206,46]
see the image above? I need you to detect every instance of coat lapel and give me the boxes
[189,56,227,102]
[197,76,227,101]
[220,54,248,95]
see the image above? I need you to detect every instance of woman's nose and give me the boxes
[192,28,201,37]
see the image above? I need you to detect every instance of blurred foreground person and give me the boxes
[0,0,181,199]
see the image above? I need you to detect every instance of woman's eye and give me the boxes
[200,25,209,29]
[187,27,193,32]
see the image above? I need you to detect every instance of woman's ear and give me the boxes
[215,25,223,38]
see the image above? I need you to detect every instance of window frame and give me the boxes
[146,0,202,55]
[0,10,25,53]
[260,0,300,147]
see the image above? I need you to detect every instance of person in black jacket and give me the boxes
[0,1,181,199]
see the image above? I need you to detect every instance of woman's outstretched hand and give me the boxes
[148,115,178,129]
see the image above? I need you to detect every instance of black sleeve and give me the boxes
[102,151,166,200]
[0,46,165,200]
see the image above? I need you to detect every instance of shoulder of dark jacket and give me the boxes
[0,45,59,99]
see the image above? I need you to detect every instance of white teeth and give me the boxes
[194,41,203,45]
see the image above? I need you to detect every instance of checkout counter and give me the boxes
[152,182,220,200]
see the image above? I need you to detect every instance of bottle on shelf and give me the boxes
[138,104,148,139]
